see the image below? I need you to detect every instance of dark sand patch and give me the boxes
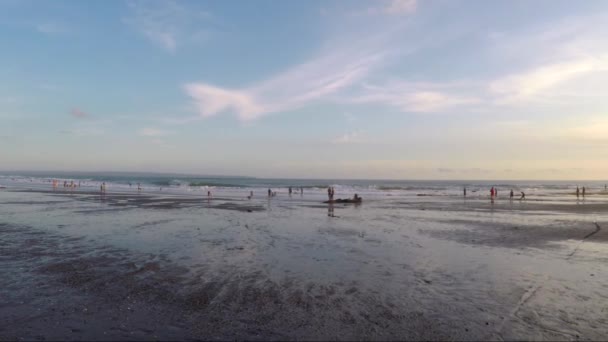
[211,202,265,212]
[420,220,607,250]
[0,222,457,341]
[8,188,266,212]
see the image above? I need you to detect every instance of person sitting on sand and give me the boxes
[520,191,525,200]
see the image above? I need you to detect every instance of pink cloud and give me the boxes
[70,108,88,119]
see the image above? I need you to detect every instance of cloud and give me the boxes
[185,36,393,120]
[384,0,417,15]
[125,0,211,52]
[36,23,68,35]
[70,108,88,119]
[436,168,454,173]
[489,58,608,103]
[349,81,481,113]
[331,131,363,144]
[354,0,417,16]
[59,127,104,137]
[138,127,172,137]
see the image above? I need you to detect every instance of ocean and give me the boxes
[1,171,606,201]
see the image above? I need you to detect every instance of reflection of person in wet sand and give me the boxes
[327,203,335,217]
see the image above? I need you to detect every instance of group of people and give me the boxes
[52,179,81,189]
[576,186,586,199]
[463,187,525,200]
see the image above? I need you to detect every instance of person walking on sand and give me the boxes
[490,187,495,198]
[520,191,525,200]
[464,187,467,197]
[510,189,514,200]
[576,186,580,199]
[328,187,332,201]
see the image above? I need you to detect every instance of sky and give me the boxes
[1,0,608,180]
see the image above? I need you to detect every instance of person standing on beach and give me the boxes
[268,189,272,197]
[463,187,467,197]
[328,187,332,201]
[490,187,495,198]
[510,189,514,200]
[289,187,292,196]
[520,191,525,200]
[576,186,580,199]
[582,186,586,198]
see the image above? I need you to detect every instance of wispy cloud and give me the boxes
[353,0,417,16]
[36,22,68,35]
[185,24,415,121]
[138,127,172,137]
[331,131,364,144]
[349,81,481,113]
[186,50,390,121]
[60,127,104,137]
[124,0,212,52]
[383,0,417,15]
[490,57,608,104]
[70,108,88,119]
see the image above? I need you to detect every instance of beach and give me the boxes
[1,178,608,340]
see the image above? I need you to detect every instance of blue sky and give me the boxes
[1,0,608,179]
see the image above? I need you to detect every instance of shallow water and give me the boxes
[1,185,608,340]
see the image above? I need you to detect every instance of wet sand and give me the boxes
[1,187,608,340]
